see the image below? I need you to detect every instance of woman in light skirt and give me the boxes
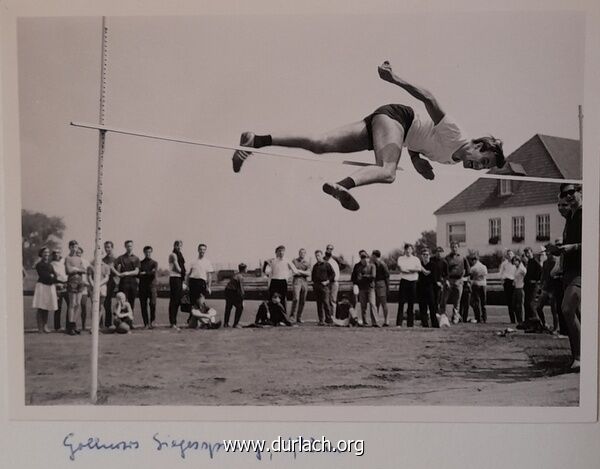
[32,247,57,333]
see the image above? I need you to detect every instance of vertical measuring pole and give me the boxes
[578,105,583,173]
[91,16,109,404]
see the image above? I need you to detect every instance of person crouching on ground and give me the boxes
[113,291,134,334]
[332,293,361,327]
[252,292,292,327]
[224,263,246,328]
[190,294,221,329]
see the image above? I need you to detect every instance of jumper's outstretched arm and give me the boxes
[377,61,445,125]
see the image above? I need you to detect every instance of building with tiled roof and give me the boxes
[434,134,581,255]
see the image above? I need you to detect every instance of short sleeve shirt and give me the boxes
[188,257,214,280]
[405,113,469,164]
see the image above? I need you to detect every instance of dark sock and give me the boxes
[337,177,356,190]
[253,135,272,148]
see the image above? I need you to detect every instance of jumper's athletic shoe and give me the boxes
[232,132,255,173]
[322,182,360,211]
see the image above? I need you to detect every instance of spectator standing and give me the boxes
[139,246,158,328]
[522,247,542,328]
[445,241,470,324]
[264,245,299,313]
[324,244,343,317]
[547,184,582,371]
[224,263,246,328]
[115,240,141,320]
[187,243,214,306]
[65,240,86,335]
[351,250,369,306]
[537,249,559,330]
[499,249,517,323]
[51,248,68,331]
[397,243,425,327]
[432,247,449,317]
[87,257,110,328]
[512,256,527,324]
[168,240,186,329]
[417,248,439,327]
[371,250,391,326]
[311,250,336,325]
[102,241,119,328]
[32,247,57,333]
[468,253,488,324]
[290,248,311,323]
[356,252,379,327]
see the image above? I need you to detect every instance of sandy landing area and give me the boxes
[23,299,579,406]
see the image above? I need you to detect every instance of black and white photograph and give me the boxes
[13,11,595,411]
[2,1,600,468]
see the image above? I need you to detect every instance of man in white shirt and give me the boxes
[232,61,504,211]
[397,243,428,327]
[263,245,300,314]
[499,249,517,324]
[468,253,488,323]
[186,243,214,306]
[324,244,341,317]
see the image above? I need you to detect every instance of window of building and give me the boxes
[499,180,512,196]
[536,214,550,241]
[512,216,525,242]
[489,218,501,244]
[447,222,466,246]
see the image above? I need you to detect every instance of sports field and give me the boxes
[23,298,578,406]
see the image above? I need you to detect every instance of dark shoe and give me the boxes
[232,132,255,173]
[322,182,360,211]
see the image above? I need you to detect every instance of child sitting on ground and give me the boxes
[189,294,221,329]
[332,294,362,327]
[113,292,134,333]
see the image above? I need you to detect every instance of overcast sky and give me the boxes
[18,13,584,268]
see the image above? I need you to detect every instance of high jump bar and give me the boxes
[71,121,583,185]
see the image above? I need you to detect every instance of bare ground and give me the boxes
[23,300,579,406]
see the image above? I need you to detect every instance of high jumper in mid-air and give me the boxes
[232,61,505,211]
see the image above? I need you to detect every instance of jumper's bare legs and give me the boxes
[232,114,405,210]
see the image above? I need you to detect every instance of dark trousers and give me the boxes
[471,284,487,323]
[397,279,417,327]
[169,277,183,326]
[54,289,68,330]
[269,279,288,312]
[503,279,516,323]
[139,284,157,326]
[459,282,472,322]
[418,285,439,327]
[189,278,208,305]
[103,279,116,327]
[435,283,446,316]
[513,288,524,323]
[314,284,332,323]
[524,283,539,322]
[120,280,138,315]
[224,289,244,327]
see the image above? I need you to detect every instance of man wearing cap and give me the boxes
[547,184,582,371]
